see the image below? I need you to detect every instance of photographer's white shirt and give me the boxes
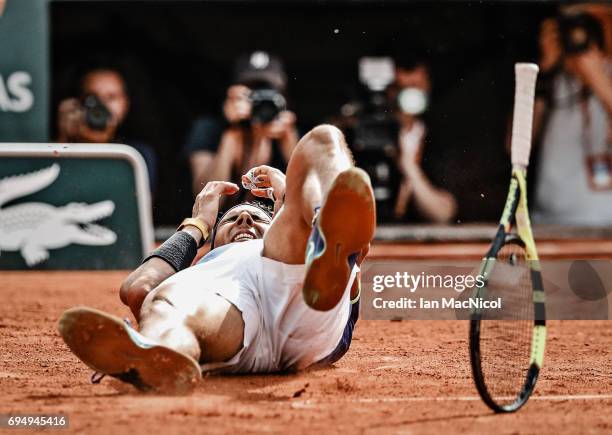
[533,66,612,226]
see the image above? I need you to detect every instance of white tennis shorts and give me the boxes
[159,239,352,374]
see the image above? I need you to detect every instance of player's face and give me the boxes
[213,205,272,248]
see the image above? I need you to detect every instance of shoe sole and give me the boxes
[303,167,376,311]
[58,307,202,395]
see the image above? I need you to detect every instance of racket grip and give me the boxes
[511,63,539,168]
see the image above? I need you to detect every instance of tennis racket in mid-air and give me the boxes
[469,63,547,413]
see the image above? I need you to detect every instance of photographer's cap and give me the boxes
[234,51,287,91]
[359,57,395,91]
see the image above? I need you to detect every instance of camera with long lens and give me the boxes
[82,94,112,131]
[558,11,604,55]
[353,91,399,153]
[250,89,286,124]
[348,57,402,221]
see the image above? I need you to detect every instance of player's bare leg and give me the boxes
[59,260,245,394]
[138,282,245,364]
[263,125,351,263]
[263,124,376,310]
[58,285,244,394]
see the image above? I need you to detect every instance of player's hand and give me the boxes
[223,85,252,123]
[193,181,240,229]
[242,165,286,213]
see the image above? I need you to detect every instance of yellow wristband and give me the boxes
[177,218,210,248]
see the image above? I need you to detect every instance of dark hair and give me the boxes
[69,53,131,96]
[394,52,429,72]
[80,67,128,96]
[209,200,274,249]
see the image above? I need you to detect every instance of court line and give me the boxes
[291,394,612,408]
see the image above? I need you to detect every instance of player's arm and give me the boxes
[119,225,205,319]
[120,181,239,319]
[120,258,176,320]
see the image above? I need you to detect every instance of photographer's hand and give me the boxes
[258,110,299,163]
[57,98,118,143]
[571,47,612,118]
[57,98,83,142]
[398,123,424,174]
[261,110,297,140]
[223,85,252,123]
[397,124,456,223]
[77,116,118,143]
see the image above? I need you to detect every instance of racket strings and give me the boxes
[480,242,533,407]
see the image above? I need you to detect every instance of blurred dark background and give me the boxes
[50,0,556,226]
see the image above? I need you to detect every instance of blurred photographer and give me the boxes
[344,56,456,223]
[185,52,299,205]
[56,68,157,192]
[530,7,612,226]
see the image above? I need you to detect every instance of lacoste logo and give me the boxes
[0,164,117,266]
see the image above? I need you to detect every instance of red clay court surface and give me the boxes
[1,244,612,434]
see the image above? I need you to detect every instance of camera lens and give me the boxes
[83,94,112,131]
[250,89,286,124]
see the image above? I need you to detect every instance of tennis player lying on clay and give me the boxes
[58,125,376,394]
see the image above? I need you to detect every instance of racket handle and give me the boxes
[511,63,539,168]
